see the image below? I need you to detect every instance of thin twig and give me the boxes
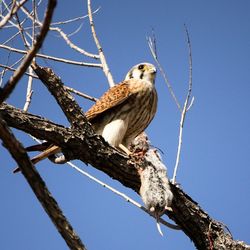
[64,86,97,102]
[50,26,100,58]
[2,30,21,45]
[0,49,12,87]
[20,5,100,59]
[22,0,36,112]
[50,7,101,26]
[0,44,102,67]
[147,34,182,111]
[186,96,194,111]
[172,25,193,184]
[0,63,98,102]
[32,0,36,45]
[0,63,35,77]
[0,0,57,104]
[0,0,27,28]
[0,0,16,28]
[1,2,34,42]
[23,67,33,111]
[14,12,31,48]
[67,161,180,231]
[67,22,83,37]
[87,0,115,87]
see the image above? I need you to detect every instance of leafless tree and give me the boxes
[0,1,249,249]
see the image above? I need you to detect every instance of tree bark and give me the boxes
[0,115,87,250]
[0,65,249,250]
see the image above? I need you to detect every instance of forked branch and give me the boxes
[147,26,194,184]
[172,25,193,183]
[0,0,27,28]
[0,0,57,104]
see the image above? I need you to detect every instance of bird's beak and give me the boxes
[150,67,157,74]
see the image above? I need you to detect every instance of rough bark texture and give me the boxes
[0,115,86,250]
[0,65,249,250]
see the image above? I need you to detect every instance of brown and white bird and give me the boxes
[13,62,157,172]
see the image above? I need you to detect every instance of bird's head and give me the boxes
[125,63,157,84]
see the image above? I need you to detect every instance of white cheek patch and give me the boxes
[102,119,128,147]
[132,69,142,79]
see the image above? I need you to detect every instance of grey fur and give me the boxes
[139,149,173,218]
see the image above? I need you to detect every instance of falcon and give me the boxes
[13,62,157,172]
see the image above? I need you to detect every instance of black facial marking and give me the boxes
[138,64,144,70]
[140,72,144,79]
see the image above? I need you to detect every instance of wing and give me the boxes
[85,81,131,120]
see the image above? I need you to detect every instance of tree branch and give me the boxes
[87,0,115,87]
[0,0,57,104]
[0,114,87,250]
[172,25,193,183]
[0,44,102,67]
[1,102,249,249]
[0,0,27,28]
[0,103,140,191]
[20,4,99,59]
[31,62,93,130]
[1,64,249,249]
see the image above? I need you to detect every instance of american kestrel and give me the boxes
[14,62,157,172]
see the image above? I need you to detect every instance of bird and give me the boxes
[13,62,157,173]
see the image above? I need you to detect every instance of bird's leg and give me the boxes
[13,145,61,173]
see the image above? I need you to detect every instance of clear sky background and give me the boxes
[0,0,250,249]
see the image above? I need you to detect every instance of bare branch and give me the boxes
[1,102,249,249]
[172,25,193,184]
[0,44,102,67]
[87,0,115,87]
[32,0,36,45]
[67,22,83,37]
[14,12,31,48]
[0,49,12,87]
[50,26,100,58]
[20,5,100,59]
[0,0,27,28]
[0,63,35,76]
[147,34,182,111]
[0,0,57,104]
[0,63,98,102]
[68,161,180,231]
[2,30,21,45]
[23,67,34,111]
[50,7,101,26]
[31,63,92,130]
[64,86,98,102]
[0,115,87,250]
[1,3,34,42]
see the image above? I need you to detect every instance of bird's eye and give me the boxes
[138,64,144,70]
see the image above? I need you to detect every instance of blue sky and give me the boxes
[0,0,250,249]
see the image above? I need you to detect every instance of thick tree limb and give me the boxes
[0,103,140,191]
[1,107,249,249]
[1,65,249,249]
[31,62,92,130]
[0,115,86,250]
